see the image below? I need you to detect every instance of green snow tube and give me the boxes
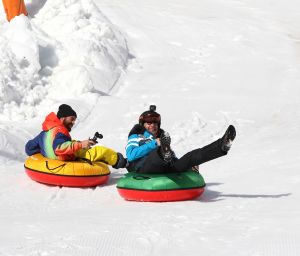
[117,170,206,202]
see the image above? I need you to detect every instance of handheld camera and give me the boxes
[90,132,103,144]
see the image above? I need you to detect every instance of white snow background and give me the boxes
[0,0,300,255]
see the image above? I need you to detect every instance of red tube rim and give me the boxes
[117,187,204,202]
[25,168,109,187]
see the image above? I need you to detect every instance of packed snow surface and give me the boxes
[0,0,300,255]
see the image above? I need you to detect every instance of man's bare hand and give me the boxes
[81,139,96,149]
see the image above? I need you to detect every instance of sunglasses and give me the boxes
[145,121,158,125]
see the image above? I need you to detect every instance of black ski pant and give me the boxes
[139,138,227,174]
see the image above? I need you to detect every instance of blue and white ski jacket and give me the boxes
[125,124,160,171]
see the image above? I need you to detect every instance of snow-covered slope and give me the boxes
[0,0,300,255]
[0,0,128,122]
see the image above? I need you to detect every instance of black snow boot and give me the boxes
[221,125,236,152]
[112,153,128,169]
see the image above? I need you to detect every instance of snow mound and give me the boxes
[0,0,129,121]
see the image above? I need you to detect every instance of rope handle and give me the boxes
[45,161,66,173]
[133,175,151,180]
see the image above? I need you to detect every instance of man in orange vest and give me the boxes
[25,104,127,169]
[2,0,28,22]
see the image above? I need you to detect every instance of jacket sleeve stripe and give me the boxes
[125,142,139,151]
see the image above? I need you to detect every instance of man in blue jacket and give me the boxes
[126,105,236,173]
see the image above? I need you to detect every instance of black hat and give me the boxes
[139,105,161,127]
[57,104,77,119]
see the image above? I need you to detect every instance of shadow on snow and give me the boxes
[200,182,291,202]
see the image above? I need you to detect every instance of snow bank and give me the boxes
[0,0,129,121]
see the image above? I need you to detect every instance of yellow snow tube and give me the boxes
[2,0,28,22]
[24,153,110,187]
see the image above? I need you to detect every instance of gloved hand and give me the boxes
[160,131,172,163]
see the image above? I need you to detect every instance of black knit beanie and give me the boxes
[57,104,77,119]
